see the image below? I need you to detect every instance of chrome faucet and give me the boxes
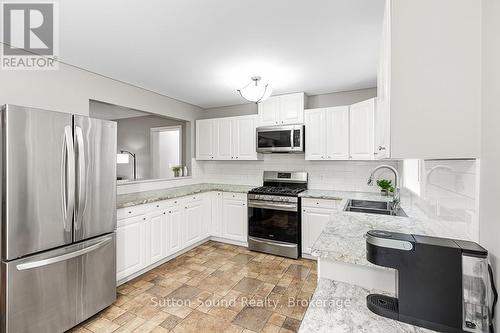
[367,165,400,208]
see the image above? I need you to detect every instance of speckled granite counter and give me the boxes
[299,189,393,202]
[300,189,468,266]
[117,183,255,209]
[299,278,434,333]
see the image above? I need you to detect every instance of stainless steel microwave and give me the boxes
[256,124,304,153]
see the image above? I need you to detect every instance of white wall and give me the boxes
[198,88,377,119]
[480,0,500,327]
[0,57,203,193]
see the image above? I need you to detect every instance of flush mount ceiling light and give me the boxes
[237,76,272,103]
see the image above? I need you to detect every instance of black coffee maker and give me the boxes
[365,230,498,333]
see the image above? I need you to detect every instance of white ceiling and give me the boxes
[59,0,385,108]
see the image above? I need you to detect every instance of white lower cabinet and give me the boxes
[148,210,166,264]
[222,196,248,243]
[211,192,223,237]
[167,205,182,255]
[116,215,147,281]
[301,201,338,256]
[183,198,205,247]
[116,191,247,282]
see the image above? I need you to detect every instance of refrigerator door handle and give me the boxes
[75,126,86,233]
[62,125,75,234]
[15,236,113,271]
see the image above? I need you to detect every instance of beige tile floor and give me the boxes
[69,241,317,333]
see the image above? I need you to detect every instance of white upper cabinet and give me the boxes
[258,92,305,126]
[349,99,375,160]
[196,119,216,160]
[326,106,350,160]
[378,0,480,158]
[304,109,325,160]
[258,96,280,126]
[233,116,258,160]
[215,118,233,160]
[196,115,261,161]
[305,106,350,160]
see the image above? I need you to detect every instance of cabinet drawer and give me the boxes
[117,205,146,220]
[223,192,247,201]
[301,198,340,209]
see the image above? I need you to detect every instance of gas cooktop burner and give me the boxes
[249,186,306,196]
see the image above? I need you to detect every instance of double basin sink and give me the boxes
[344,199,408,217]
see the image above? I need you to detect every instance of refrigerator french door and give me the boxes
[1,105,117,333]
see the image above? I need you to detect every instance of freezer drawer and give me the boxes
[1,233,116,333]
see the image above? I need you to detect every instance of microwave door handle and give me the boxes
[16,236,113,271]
[62,126,75,235]
[290,129,294,149]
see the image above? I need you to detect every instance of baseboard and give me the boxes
[301,253,317,260]
[210,236,248,247]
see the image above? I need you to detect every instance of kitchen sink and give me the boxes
[344,199,407,217]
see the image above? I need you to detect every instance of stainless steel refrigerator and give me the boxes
[0,105,117,333]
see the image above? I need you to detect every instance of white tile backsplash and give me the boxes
[192,154,400,192]
[401,159,479,241]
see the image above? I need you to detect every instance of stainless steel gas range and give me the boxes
[247,171,308,259]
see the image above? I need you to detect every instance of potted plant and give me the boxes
[376,179,395,196]
[171,165,182,177]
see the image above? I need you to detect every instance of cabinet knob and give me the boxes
[236,157,239,159]
[321,156,324,159]
[169,211,172,214]
[128,211,132,214]
[143,217,146,220]
[378,146,386,151]
[156,205,160,208]
[163,212,166,215]
[303,209,306,212]
[242,203,246,206]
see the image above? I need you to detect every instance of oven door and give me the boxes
[256,125,304,153]
[248,200,299,244]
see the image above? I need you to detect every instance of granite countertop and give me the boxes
[304,190,468,266]
[117,183,255,209]
[299,189,393,202]
[299,278,434,333]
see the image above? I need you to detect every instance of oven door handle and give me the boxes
[247,200,297,212]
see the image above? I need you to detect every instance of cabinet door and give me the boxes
[215,118,233,160]
[301,207,333,255]
[184,200,204,247]
[258,96,279,126]
[210,192,223,237]
[167,206,182,255]
[196,119,215,160]
[349,99,375,160]
[280,93,304,125]
[116,216,147,281]
[304,109,326,160]
[222,199,247,242]
[148,211,165,264]
[234,116,258,160]
[326,106,350,160]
